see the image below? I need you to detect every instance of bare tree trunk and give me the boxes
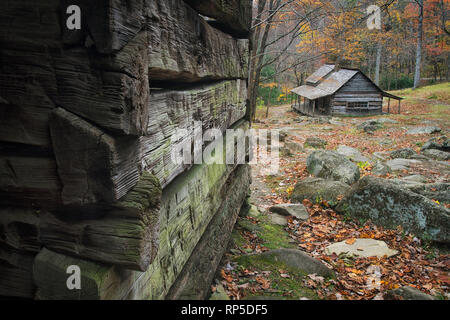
[375,42,382,86]
[413,0,424,89]
[248,0,280,122]
[266,86,272,118]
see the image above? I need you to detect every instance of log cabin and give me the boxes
[291,64,403,116]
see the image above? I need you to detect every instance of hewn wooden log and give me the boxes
[0,172,161,271]
[0,0,60,148]
[60,0,145,54]
[141,80,247,188]
[33,248,120,300]
[0,244,36,299]
[54,31,150,135]
[166,164,251,300]
[147,0,248,83]
[49,108,140,206]
[0,154,62,208]
[184,0,252,38]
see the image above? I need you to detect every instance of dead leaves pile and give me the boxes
[286,199,449,300]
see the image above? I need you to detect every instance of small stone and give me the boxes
[372,161,391,175]
[210,282,230,300]
[304,137,327,149]
[407,126,441,135]
[269,213,288,226]
[325,239,398,258]
[255,249,334,277]
[269,204,309,221]
[385,286,436,300]
[285,142,304,153]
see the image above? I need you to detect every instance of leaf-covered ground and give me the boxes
[214,83,450,300]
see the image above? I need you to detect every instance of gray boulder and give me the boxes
[307,150,360,185]
[304,137,327,149]
[269,204,309,221]
[423,149,450,161]
[357,120,383,133]
[421,136,449,152]
[256,249,334,277]
[372,161,392,176]
[407,126,441,135]
[390,148,417,159]
[336,145,370,163]
[385,286,436,300]
[386,158,421,171]
[291,177,350,206]
[407,183,450,203]
[398,174,428,185]
[279,130,289,142]
[285,142,304,153]
[376,118,398,124]
[336,176,450,243]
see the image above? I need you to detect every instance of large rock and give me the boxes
[422,149,450,161]
[291,177,350,206]
[304,137,327,149]
[385,286,436,300]
[357,120,383,133]
[336,176,450,243]
[421,136,449,152]
[336,145,369,163]
[390,148,417,159]
[269,204,309,220]
[385,158,421,172]
[325,239,398,258]
[307,150,360,185]
[407,183,450,203]
[406,126,441,135]
[255,249,334,277]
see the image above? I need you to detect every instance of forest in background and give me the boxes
[249,0,449,111]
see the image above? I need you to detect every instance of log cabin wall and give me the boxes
[331,73,384,116]
[0,0,251,299]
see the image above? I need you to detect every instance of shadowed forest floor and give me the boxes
[212,82,450,300]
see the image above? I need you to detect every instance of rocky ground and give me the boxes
[210,82,450,301]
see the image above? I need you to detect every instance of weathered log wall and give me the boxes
[0,0,251,299]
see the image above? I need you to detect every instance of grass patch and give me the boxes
[235,254,319,300]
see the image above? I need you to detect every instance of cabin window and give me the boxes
[347,102,368,111]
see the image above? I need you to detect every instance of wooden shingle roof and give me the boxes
[291,65,403,100]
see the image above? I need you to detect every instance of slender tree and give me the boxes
[413,0,424,89]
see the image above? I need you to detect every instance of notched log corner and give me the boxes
[60,0,146,54]
[49,107,141,206]
[184,0,252,38]
[1,172,162,272]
